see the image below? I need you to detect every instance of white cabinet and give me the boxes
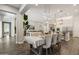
[73,18,79,37]
[65,32,70,41]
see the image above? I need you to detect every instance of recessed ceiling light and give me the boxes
[74,9,78,12]
[35,3,38,6]
[57,10,60,12]
[73,4,77,6]
[60,10,63,12]
[57,10,63,13]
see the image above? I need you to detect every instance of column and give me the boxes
[16,13,24,44]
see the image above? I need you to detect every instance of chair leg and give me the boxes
[52,45,54,54]
[39,46,43,55]
[49,47,52,54]
[52,45,56,54]
[46,49,48,55]
[58,43,61,54]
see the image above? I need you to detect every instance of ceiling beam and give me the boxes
[19,4,35,14]
[19,4,27,13]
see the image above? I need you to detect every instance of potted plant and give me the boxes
[23,14,30,36]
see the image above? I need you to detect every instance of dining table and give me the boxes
[24,36,45,54]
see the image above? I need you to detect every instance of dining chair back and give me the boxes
[52,33,57,45]
[43,35,52,48]
[43,35,52,54]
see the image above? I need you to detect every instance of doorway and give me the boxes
[2,22,11,37]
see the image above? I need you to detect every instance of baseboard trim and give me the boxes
[73,37,79,38]
[16,41,24,44]
[0,37,3,39]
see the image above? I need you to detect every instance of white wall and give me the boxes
[0,15,3,38]
[26,5,74,31]
[0,21,2,38]
[26,5,50,31]
[73,16,79,37]
[0,5,25,44]
[3,15,15,37]
[0,5,18,14]
[26,5,79,37]
[0,5,18,38]
[56,16,73,31]
[0,14,15,38]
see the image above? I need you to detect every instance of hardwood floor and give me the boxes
[60,37,79,55]
[0,37,30,55]
[0,37,79,55]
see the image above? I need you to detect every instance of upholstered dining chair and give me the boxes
[52,34,58,45]
[43,35,52,55]
[52,32,62,54]
[51,33,57,53]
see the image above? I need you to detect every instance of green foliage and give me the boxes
[23,14,30,30]
[24,14,28,20]
[27,25,30,29]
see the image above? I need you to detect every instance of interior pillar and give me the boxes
[16,13,24,44]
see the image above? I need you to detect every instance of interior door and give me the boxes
[2,22,11,37]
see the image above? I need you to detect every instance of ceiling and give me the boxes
[25,4,79,24]
[1,4,79,14]
[7,4,22,9]
[1,4,79,22]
